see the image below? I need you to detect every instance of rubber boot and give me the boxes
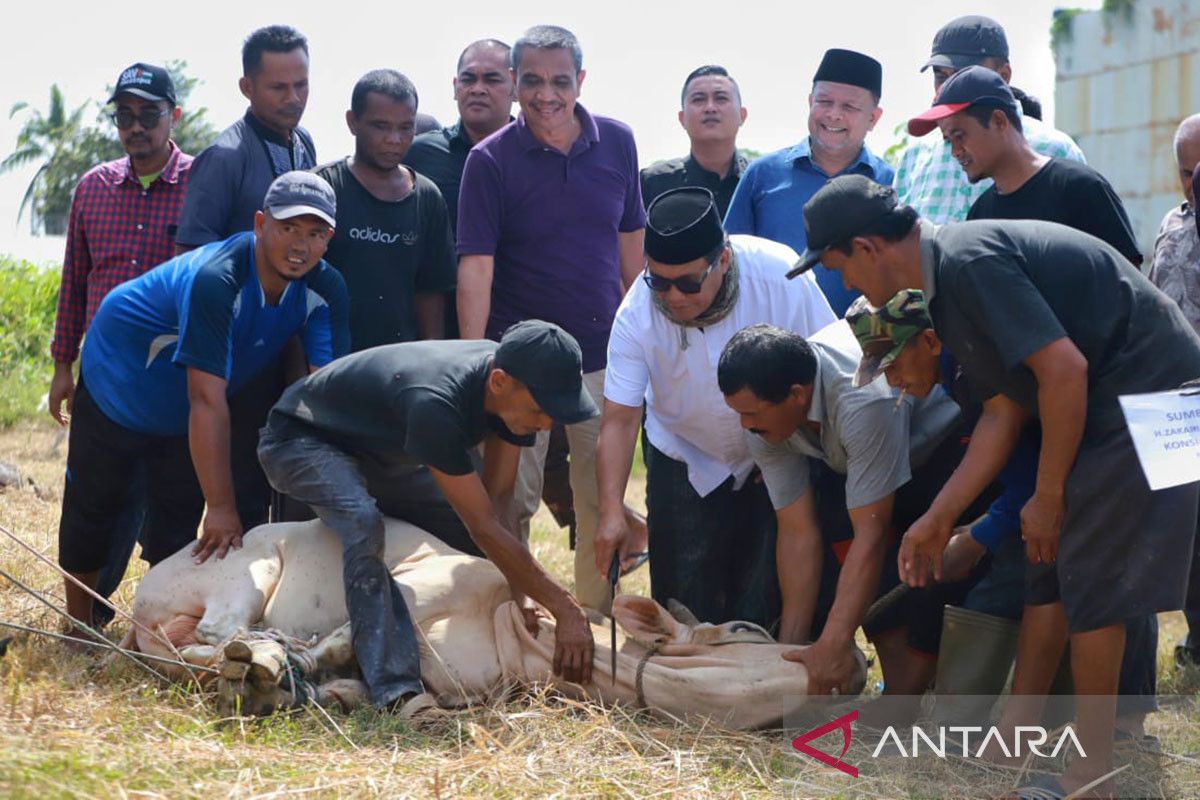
[932,605,1020,726]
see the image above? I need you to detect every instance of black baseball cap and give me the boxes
[787,175,898,278]
[922,15,1008,73]
[108,62,177,105]
[907,65,1019,137]
[645,187,724,265]
[495,321,598,425]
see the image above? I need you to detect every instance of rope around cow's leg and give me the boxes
[634,642,662,710]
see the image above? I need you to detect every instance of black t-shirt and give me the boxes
[267,339,535,474]
[314,158,456,351]
[967,158,1143,266]
[639,153,748,217]
[403,121,473,237]
[924,219,1200,440]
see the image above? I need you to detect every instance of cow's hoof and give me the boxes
[220,660,251,681]
[388,691,442,721]
[223,639,253,663]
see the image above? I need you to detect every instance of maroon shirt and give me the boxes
[51,142,192,363]
[457,104,645,372]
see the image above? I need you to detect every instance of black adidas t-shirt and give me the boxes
[967,158,1143,266]
[315,158,456,351]
[268,339,535,475]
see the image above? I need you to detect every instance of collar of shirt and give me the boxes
[515,103,599,155]
[807,349,827,429]
[918,219,940,304]
[244,109,295,148]
[104,141,186,188]
[446,120,472,152]
[787,137,880,179]
[682,151,747,183]
[449,116,516,152]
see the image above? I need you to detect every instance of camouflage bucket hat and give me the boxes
[845,289,932,388]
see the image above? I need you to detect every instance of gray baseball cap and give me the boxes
[787,175,899,278]
[262,171,337,228]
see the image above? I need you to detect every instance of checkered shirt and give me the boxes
[50,142,192,363]
[892,115,1085,224]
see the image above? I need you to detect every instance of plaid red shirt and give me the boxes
[50,142,193,363]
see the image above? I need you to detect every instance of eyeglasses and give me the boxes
[642,255,720,295]
[109,107,170,130]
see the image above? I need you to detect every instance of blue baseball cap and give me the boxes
[907,65,1019,137]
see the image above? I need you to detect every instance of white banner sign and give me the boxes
[1119,389,1200,490]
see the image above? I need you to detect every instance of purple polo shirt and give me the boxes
[457,104,646,372]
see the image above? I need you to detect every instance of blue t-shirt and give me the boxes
[81,232,349,436]
[937,353,1038,551]
[723,139,894,317]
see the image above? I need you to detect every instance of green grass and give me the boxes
[0,257,58,427]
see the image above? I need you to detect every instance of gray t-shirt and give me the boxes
[748,321,961,510]
[267,339,534,475]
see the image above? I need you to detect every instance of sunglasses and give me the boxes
[642,255,720,295]
[110,107,170,130]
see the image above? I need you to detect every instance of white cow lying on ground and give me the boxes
[124,517,865,729]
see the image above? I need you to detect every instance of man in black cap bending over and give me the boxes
[258,320,599,712]
[724,48,891,317]
[595,187,834,629]
[801,174,1200,798]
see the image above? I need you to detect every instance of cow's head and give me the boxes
[611,596,776,648]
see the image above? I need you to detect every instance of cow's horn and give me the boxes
[666,599,700,627]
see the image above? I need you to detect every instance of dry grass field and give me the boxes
[0,419,1198,799]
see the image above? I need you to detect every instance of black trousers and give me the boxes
[644,440,780,630]
[58,382,204,572]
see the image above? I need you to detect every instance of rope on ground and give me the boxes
[0,564,172,683]
[0,619,218,674]
[0,521,177,654]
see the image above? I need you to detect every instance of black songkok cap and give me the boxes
[644,187,725,265]
[813,48,883,99]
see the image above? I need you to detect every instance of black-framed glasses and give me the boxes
[642,255,719,295]
[109,107,170,130]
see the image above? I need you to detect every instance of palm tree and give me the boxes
[0,85,97,234]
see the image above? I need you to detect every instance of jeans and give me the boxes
[643,440,780,629]
[257,431,427,707]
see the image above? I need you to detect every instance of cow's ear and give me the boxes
[612,596,690,646]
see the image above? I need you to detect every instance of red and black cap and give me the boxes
[907,65,1019,137]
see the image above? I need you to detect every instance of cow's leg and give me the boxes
[290,623,355,676]
[258,431,423,709]
[314,678,369,710]
[193,591,268,645]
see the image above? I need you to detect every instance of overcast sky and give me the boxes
[0,0,1101,262]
